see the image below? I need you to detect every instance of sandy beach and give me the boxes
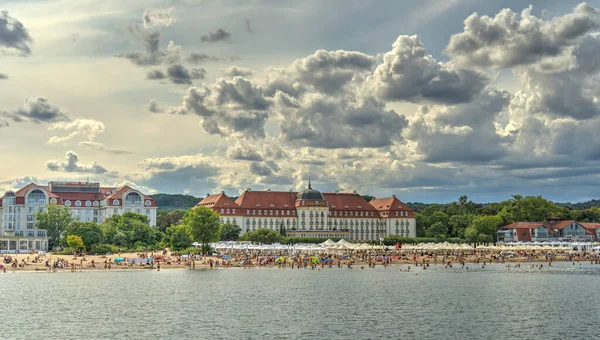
[2,248,598,273]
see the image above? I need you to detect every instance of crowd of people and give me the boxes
[2,247,600,273]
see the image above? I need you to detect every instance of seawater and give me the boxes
[1,262,599,340]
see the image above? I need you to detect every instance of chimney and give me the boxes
[221,190,225,194]
[267,188,271,192]
[247,188,252,192]
[206,193,210,197]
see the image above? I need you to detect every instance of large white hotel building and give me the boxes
[0,181,157,253]
[198,183,416,241]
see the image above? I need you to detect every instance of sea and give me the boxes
[1,261,599,340]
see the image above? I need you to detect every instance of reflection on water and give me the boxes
[2,262,600,340]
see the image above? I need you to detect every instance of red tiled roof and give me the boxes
[581,223,600,230]
[369,196,414,218]
[323,193,376,211]
[546,220,577,230]
[1,183,156,207]
[197,193,240,209]
[500,222,546,230]
[235,190,297,210]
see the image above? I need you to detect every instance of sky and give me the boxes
[1,0,600,203]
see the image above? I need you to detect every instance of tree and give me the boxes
[164,224,192,250]
[65,222,104,251]
[448,214,472,238]
[220,223,241,241]
[415,213,427,237]
[183,206,221,253]
[101,212,160,249]
[157,209,187,233]
[35,204,74,249]
[426,222,447,238]
[66,235,84,251]
[469,215,504,243]
[239,228,283,244]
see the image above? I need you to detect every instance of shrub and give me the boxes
[89,244,119,254]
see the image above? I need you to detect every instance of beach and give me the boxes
[2,247,599,273]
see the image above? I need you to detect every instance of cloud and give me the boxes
[147,64,206,84]
[119,9,182,67]
[47,119,105,144]
[371,35,488,104]
[79,141,131,155]
[445,3,600,69]
[0,73,7,79]
[46,119,129,154]
[226,142,263,161]
[4,97,70,124]
[201,28,231,43]
[276,92,408,148]
[166,64,206,84]
[142,8,175,29]
[291,50,376,94]
[146,69,166,80]
[245,19,253,34]
[406,89,512,163]
[147,100,164,113]
[134,154,219,194]
[0,10,32,55]
[46,151,113,175]
[249,162,274,176]
[187,53,241,64]
[222,66,253,78]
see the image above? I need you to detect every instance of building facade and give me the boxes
[0,181,157,253]
[498,219,600,242]
[197,184,416,241]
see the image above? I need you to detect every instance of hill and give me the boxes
[150,193,201,212]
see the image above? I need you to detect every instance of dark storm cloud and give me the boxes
[9,97,70,124]
[147,65,206,84]
[249,162,273,176]
[166,64,206,84]
[201,28,231,43]
[0,10,32,55]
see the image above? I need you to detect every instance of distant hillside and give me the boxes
[556,199,600,209]
[150,194,201,212]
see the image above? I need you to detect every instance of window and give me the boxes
[85,201,91,207]
[93,201,99,207]
[50,198,57,204]
[65,200,72,207]
[232,209,236,214]
[220,208,224,214]
[145,200,151,207]
[146,209,150,214]
[226,209,230,214]
[247,210,250,214]
[114,208,118,214]
[75,201,82,207]
[113,200,120,206]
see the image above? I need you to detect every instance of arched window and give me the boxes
[75,200,82,207]
[145,200,151,207]
[50,198,57,204]
[113,200,119,206]
[125,192,142,206]
[65,200,72,207]
[28,190,46,205]
[85,201,91,207]
[93,201,99,207]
